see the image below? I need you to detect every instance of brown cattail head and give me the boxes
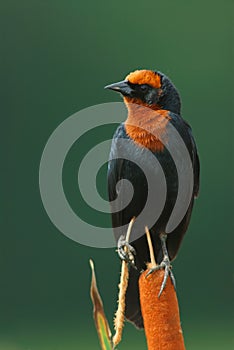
[139,269,186,350]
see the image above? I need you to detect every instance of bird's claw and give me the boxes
[117,235,136,269]
[145,257,176,297]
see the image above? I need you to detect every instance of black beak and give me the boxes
[104,80,133,97]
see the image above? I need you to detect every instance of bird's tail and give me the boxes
[125,266,144,329]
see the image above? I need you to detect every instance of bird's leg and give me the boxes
[117,234,136,269]
[146,233,176,297]
[117,218,137,269]
[159,233,176,294]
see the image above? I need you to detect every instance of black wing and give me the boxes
[107,124,125,238]
[189,128,200,198]
[107,123,149,245]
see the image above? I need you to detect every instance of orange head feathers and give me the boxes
[125,70,161,89]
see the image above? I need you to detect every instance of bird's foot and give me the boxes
[117,235,136,269]
[145,257,176,297]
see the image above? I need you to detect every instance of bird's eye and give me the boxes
[139,84,149,92]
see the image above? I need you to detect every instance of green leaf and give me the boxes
[89,260,113,350]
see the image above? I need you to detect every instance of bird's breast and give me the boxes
[124,107,171,152]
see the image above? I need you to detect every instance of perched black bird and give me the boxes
[105,69,200,329]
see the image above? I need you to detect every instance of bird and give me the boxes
[105,69,200,329]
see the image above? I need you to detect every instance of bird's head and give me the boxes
[105,69,181,115]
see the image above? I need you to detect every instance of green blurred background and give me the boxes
[1,1,233,349]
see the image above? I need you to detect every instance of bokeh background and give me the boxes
[1,1,233,349]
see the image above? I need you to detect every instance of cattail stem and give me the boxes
[112,217,135,348]
[145,226,157,269]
